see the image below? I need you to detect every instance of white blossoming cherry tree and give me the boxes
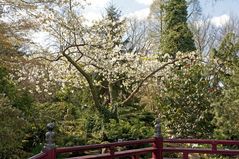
[17,1,196,120]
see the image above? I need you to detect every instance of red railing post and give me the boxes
[152,136,163,159]
[43,122,56,159]
[109,146,115,159]
[131,155,139,159]
[152,118,163,159]
[212,141,217,153]
[183,152,189,159]
[43,148,56,159]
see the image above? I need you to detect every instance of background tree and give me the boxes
[152,0,217,138]
[148,0,201,53]
[148,0,167,51]
[189,16,218,56]
[0,66,32,158]
[157,60,216,138]
[125,18,150,53]
[0,95,28,159]
[160,0,196,57]
[211,33,239,139]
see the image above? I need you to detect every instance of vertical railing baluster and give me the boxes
[212,141,217,153]
[183,152,189,159]
[152,118,163,159]
[109,146,115,159]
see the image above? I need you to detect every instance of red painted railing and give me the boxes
[163,139,239,159]
[29,121,239,159]
[56,138,161,159]
[29,152,48,159]
[30,138,239,159]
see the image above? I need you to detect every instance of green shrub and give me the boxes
[0,95,28,159]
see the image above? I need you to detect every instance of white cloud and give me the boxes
[32,31,51,46]
[134,0,153,6]
[83,0,152,22]
[82,12,103,25]
[86,0,109,7]
[211,14,230,27]
[83,12,102,21]
[82,0,109,23]
[127,8,150,20]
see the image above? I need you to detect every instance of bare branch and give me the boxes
[30,55,63,62]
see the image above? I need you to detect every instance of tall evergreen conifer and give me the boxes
[160,0,196,57]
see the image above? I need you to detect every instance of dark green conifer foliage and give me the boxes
[104,3,124,48]
[211,33,239,139]
[106,4,121,21]
[160,0,196,57]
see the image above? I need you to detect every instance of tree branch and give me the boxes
[121,56,189,106]
[62,47,102,111]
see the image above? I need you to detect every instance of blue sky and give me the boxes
[32,0,239,45]
[200,0,239,17]
[83,0,239,26]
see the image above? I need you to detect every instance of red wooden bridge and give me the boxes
[29,120,239,159]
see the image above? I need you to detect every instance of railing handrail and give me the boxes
[66,147,157,159]
[56,138,155,154]
[164,138,239,145]
[28,152,48,159]
[57,138,239,155]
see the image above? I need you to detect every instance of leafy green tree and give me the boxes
[160,0,196,57]
[211,33,239,139]
[155,1,201,136]
[0,66,33,112]
[157,60,216,138]
[213,73,239,140]
[0,95,28,159]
